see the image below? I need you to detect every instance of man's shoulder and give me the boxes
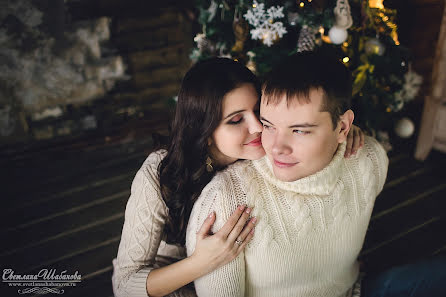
[196,160,253,213]
[212,159,253,186]
[346,135,389,193]
[359,136,388,166]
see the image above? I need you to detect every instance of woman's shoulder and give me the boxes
[143,149,167,168]
[137,149,166,179]
[128,149,168,211]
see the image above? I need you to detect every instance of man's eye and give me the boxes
[262,124,273,130]
[293,130,309,135]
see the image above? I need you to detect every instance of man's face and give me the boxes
[260,88,343,182]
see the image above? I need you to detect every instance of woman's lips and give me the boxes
[274,160,299,168]
[245,137,262,146]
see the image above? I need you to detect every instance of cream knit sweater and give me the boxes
[186,136,388,297]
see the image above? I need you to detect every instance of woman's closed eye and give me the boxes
[228,115,243,125]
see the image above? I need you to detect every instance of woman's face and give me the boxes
[209,83,265,166]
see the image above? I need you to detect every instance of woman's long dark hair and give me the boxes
[159,58,260,245]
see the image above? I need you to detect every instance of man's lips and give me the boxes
[273,159,299,168]
[245,137,262,146]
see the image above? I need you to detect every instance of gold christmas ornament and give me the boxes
[367,2,400,45]
[232,10,249,53]
[365,38,385,56]
[369,0,384,9]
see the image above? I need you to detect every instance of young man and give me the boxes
[185,51,389,297]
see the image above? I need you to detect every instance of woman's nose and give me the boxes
[248,116,263,135]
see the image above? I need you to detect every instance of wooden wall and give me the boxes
[387,0,445,97]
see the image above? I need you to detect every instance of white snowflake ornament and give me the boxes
[244,1,287,47]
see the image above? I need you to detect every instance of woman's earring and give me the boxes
[205,156,214,172]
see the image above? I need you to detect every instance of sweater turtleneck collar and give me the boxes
[252,142,346,196]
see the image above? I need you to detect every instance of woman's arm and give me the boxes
[146,206,255,297]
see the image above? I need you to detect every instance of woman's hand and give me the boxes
[191,205,256,274]
[345,124,365,157]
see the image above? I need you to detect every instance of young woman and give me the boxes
[112,57,364,297]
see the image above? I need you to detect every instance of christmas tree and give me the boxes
[190,0,422,149]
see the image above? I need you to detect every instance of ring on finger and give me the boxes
[235,238,243,245]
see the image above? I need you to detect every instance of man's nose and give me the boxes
[272,133,292,155]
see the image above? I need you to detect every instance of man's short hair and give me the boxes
[262,50,352,129]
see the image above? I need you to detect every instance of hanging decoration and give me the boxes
[297,25,317,52]
[243,1,287,47]
[328,0,353,44]
[394,117,415,138]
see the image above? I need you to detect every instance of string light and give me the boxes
[342,57,350,63]
[343,42,349,47]
[253,4,257,8]
[299,2,305,8]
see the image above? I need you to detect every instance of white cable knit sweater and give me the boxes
[186,136,389,297]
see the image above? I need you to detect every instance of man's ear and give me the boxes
[337,109,354,143]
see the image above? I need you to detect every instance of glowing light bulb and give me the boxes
[342,57,350,63]
[300,2,305,8]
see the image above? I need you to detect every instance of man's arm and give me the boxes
[186,176,247,297]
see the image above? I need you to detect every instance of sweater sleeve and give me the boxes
[112,151,168,297]
[185,174,246,297]
[364,136,389,196]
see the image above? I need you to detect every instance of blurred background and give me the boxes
[1,0,445,296]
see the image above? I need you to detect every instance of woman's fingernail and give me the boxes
[208,212,214,219]
[251,217,257,224]
[238,205,245,211]
[245,207,252,214]
[250,228,255,234]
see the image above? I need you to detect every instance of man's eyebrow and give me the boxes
[224,110,245,119]
[260,117,273,125]
[261,117,317,128]
[289,123,318,128]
